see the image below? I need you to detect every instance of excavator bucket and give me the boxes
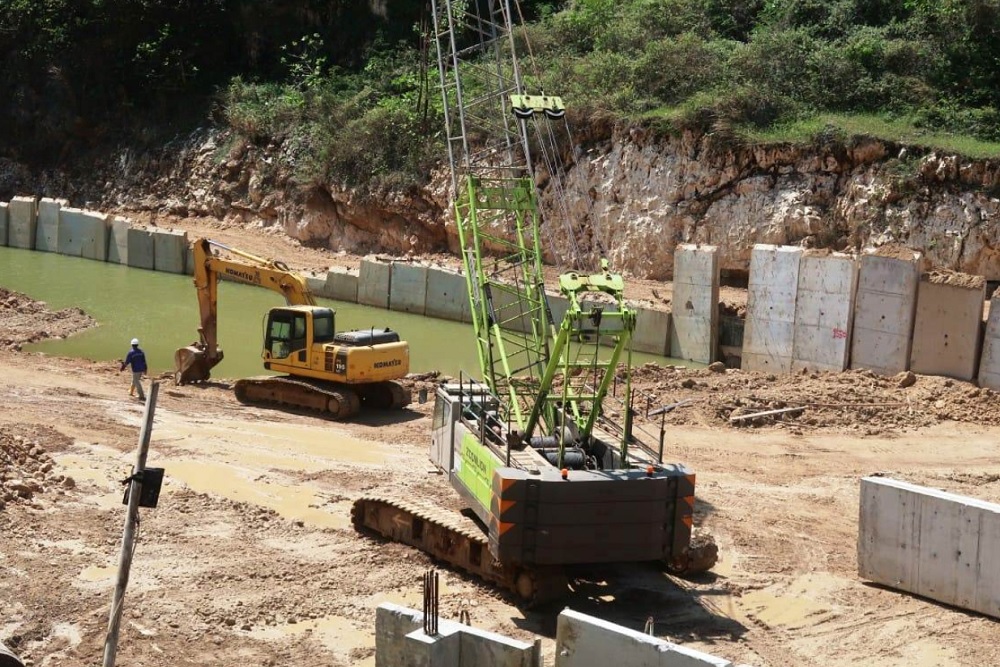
[174,344,223,385]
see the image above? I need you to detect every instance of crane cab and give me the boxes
[262,305,410,384]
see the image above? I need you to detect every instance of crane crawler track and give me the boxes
[351,495,567,605]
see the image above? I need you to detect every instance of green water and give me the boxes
[0,246,685,379]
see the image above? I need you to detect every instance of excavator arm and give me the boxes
[174,238,317,384]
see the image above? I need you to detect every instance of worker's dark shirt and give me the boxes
[123,348,147,373]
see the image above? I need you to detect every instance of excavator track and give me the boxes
[234,376,363,420]
[351,495,568,606]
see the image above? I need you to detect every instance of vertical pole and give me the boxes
[103,381,159,667]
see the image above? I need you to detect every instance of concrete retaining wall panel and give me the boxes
[670,244,719,364]
[185,244,195,276]
[359,259,391,309]
[324,268,359,303]
[8,196,37,250]
[56,207,87,257]
[742,244,802,373]
[80,211,110,261]
[908,276,985,381]
[389,262,428,315]
[977,294,1000,390]
[633,308,671,356]
[556,609,733,667]
[152,229,188,274]
[850,252,920,374]
[126,228,155,270]
[106,217,130,265]
[305,274,327,298]
[791,252,857,372]
[425,267,470,322]
[0,202,8,246]
[859,477,1000,619]
[34,198,66,253]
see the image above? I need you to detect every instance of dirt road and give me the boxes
[3,242,1000,665]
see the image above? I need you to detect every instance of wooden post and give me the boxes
[102,381,159,667]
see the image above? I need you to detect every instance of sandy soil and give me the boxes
[3,235,1000,666]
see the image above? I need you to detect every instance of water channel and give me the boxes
[0,245,687,378]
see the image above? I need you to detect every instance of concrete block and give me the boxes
[390,262,428,315]
[859,477,1000,620]
[107,217,130,265]
[359,258,391,309]
[34,198,67,253]
[791,251,858,373]
[633,308,671,356]
[742,244,802,373]
[324,267,359,303]
[185,244,195,276]
[670,244,719,364]
[425,267,470,322]
[152,229,188,274]
[375,603,537,667]
[0,202,8,246]
[8,196,38,250]
[126,227,155,271]
[908,271,985,381]
[556,608,734,667]
[850,250,920,375]
[978,291,1000,390]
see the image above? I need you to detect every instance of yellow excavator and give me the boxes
[174,238,411,420]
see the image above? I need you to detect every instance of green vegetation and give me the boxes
[3,0,1000,191]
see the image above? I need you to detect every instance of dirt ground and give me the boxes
[3,226,1000,667]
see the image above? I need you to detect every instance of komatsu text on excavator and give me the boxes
[174,238,410,420]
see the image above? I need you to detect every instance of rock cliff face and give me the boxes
[6,125,1000,279]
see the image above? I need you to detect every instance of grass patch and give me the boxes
[737,113,1000,159]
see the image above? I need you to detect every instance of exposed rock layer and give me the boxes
[4,124,1000,279]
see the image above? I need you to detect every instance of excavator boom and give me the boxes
[175,238,316,384]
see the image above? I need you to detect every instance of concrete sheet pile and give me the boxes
[324,267,360,303]
[0,202,8,246]
[670,244,719,364]
[390,262,429,315]
[977,287,1000,390]
[556,609,746,667]
[34,198,66,253]
[425,267,469,322]
[106,217,131,265]
[58,208,110,261]
[791,250,858,373]
[908,269,985,381]
[850,248,921,375]
[359,258,391,308]
[859,476,1000,619]
[633,308,671,355]
[126,227,155,270]
[152,229,188,274]
[8,196,37,250]
[742,244,803,373]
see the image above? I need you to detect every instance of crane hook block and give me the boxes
[510,94,565,120]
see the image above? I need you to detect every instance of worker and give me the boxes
[119,338,147,401]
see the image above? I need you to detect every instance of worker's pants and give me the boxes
[131,372,146,400]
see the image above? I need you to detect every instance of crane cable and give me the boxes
[509,0,594,272]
